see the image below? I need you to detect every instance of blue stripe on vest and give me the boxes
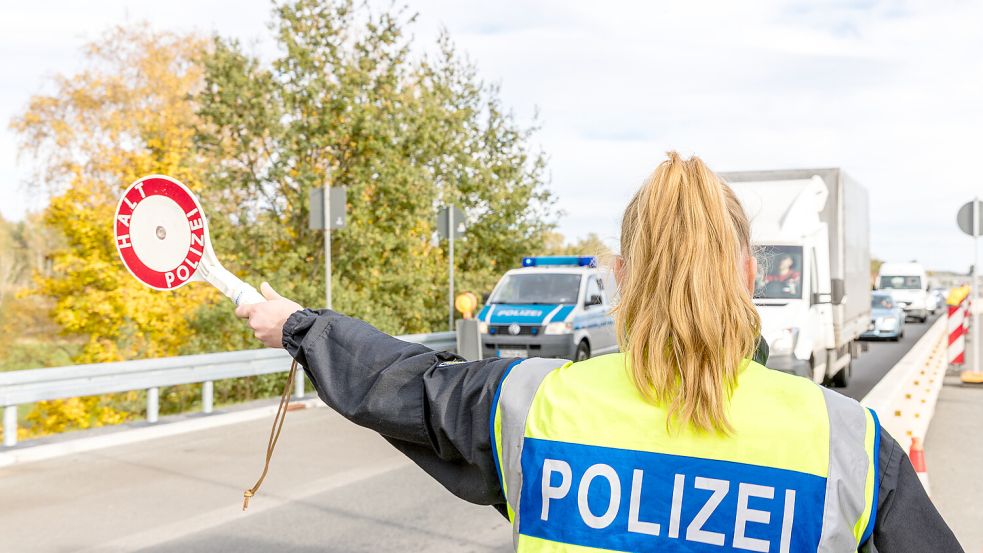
[861,408,881,545]
[519,438,826,552]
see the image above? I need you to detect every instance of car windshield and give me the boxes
[754,245,804,299]
[879,275,922,290]
[489,273,582,304]
[872,296,894,309]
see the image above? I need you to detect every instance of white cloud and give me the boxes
[1,0,981,271]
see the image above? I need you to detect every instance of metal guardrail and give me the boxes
[0,331,457,448]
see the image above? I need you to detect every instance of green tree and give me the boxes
[194,0,556,339]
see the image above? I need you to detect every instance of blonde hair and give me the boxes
[613,152,760,434]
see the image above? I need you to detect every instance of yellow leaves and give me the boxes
[23,395,133,438]
[11,25,217,367]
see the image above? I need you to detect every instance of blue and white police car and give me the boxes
[477,256,618,361]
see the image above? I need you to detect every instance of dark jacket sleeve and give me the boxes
[868,429,963,552]
[282,308,512,514]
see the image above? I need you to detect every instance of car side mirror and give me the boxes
[482,292,491,304]
[586,294,603,307]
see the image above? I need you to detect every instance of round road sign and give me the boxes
[957,200,983,237]
[114,175,207,290]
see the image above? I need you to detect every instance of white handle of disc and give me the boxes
[195,237,266,306]
[197,260,265,306]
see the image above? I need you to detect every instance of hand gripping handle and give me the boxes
[232,282,266,306]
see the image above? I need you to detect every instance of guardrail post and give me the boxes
[455,319,483,361]
[3,405,17,447]
[202,381,214,414]
[294,372,305,399]
[147,387,159,423]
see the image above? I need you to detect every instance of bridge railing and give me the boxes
[0,331,457,448]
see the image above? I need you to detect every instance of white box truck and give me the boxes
[721,169,871,387]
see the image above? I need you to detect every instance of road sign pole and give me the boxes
[974,197,979,373]
[448,208,455,331]
[323,182,332,311]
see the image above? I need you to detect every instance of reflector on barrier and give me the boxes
[114,175,264,305]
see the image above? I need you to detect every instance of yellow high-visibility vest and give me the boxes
[491,353,879,552]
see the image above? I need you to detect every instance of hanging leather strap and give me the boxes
[242,359,298,511]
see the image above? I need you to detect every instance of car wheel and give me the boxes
[575,340,591,362]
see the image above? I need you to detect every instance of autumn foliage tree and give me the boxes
[8,27,220,435]
[11,25,217,364]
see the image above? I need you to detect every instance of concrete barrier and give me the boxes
[862,316,948,493]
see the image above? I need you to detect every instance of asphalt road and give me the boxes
[0,320,941,553]
[839,312,942,400]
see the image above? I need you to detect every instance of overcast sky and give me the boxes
[1,0,981,271]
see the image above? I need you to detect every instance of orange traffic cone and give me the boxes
[909,437,931,495]
[909,437,926,472]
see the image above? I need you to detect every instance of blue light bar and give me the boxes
[521,256,597,268]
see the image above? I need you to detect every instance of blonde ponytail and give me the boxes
[613,152,760,434]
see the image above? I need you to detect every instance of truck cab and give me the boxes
[753,240,832,380]
[477,256,618,361]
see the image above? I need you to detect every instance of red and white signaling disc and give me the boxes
[114,175,207,291]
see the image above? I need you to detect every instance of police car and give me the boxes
[477,256,618,361]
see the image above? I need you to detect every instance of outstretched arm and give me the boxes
[236,285,514,513]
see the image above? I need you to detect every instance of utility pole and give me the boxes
[974,197,979,373]
[323,175,332,310]
[310,181,345,310]
[437,206,466,331]
[448,207,455,331]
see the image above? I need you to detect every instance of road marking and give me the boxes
[75,456,412,553]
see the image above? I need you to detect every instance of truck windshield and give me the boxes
[878,275,922,290]
[754,245,804,300]
[489,273,582,305]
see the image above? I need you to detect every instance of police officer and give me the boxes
[237,152,961,552]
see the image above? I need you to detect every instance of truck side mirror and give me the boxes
[812,292,832,305]
[830,278,846,305]
[586,294,603,307]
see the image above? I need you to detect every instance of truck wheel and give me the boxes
[575,340,591,362]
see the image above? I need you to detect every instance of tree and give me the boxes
[11,25,217,364]
[0,213,75,373]
[8,26,220,438]
[195,0,556,339]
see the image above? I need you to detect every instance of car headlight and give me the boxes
[478,322,489,334]
[770,328,798,355]
[544,322,573,335]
